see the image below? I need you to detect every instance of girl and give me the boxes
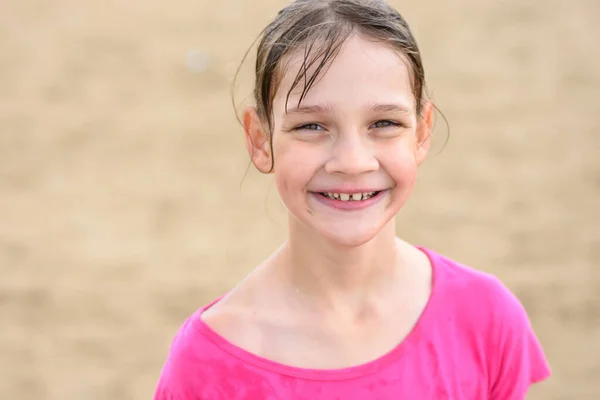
[154,0,551,398]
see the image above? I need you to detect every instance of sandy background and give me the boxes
[1,0,599,399]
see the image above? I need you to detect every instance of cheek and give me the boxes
[382,144,419,186]
[272,141,318,197]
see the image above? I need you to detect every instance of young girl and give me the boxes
[154,0,551,398]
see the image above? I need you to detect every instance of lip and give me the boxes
[311,188,384,194]
[310,190,388,211]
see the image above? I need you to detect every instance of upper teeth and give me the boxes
[323,192,377,201]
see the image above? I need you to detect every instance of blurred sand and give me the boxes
[1,0,599,399]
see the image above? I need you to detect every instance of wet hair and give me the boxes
[234,0,439,172]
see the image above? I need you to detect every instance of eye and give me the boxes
[372,120,402,129]
[294,123,324,131]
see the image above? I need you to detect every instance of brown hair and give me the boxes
[234,0,438,172]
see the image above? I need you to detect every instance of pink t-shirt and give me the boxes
[154,248,551,399]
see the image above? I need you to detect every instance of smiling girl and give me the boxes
[154,1,551,398]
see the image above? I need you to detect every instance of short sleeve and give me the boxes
[487,279,551,399]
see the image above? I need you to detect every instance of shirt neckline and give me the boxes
[191,246,444,381]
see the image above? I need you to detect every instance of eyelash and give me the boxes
[294,120,403,131]
[372,120,402,129]
[295,123,323,131]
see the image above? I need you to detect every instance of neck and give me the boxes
[275,217,405,314]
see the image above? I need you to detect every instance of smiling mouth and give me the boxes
[318,191,382,201]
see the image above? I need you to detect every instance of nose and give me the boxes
[324,133,379,176]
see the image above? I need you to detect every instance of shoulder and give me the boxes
[424,248,529,324]
[153,302,228,399]
[422,248,551,396]
[155,299,290,400]
[423,247,538,336]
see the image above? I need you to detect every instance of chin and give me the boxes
[326,235,375,248]
[318,224,384,248]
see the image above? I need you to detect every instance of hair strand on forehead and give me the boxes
[285,24,350,113]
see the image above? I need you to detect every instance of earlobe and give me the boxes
[243,107,273,173]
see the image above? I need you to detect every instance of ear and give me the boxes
[415,101,434,165]
[243,107,273,174]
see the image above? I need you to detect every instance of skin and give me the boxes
[201,34,435,369]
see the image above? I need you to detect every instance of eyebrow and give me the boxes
[285,103,412,116]
[285,104,333,115]
[370,103,412,114]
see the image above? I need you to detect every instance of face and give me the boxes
[244,34,433,248]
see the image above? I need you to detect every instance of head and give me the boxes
[241,0,434,247]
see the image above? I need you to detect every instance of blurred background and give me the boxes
[1,0,599,399]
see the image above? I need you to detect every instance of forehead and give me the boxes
[273,34,415,113]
